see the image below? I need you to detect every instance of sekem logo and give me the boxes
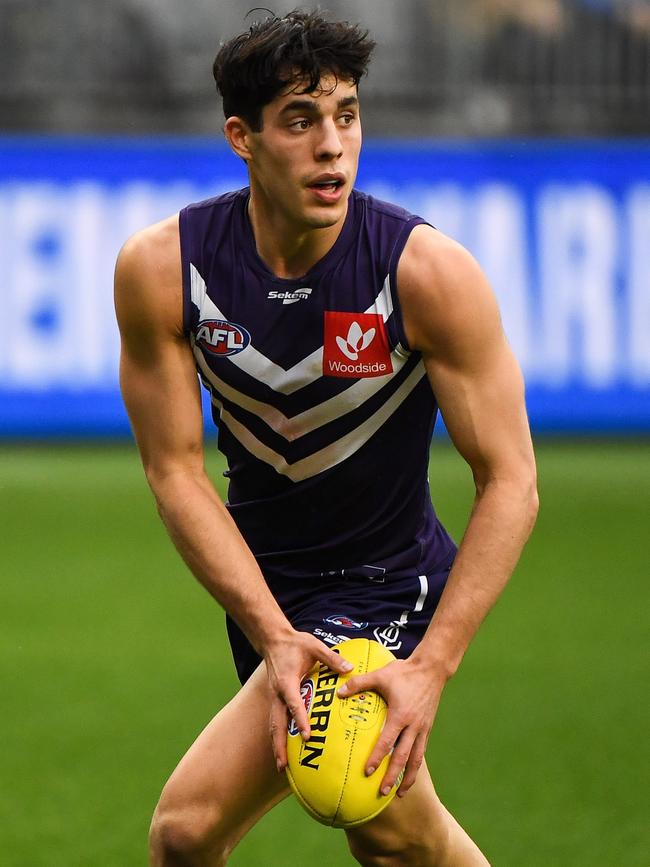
[323,311,393,378]
[267,287,312,305]
[195,319,250,357]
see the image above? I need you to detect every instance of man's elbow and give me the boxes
[518,465,539,533]
[143,463,206,532]
[142,459,201,505]
[142,464,174,520]
[527,479,540,531]
[480,464,539,529]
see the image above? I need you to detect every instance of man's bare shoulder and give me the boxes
[397,223,502,358]
[115,214,182,337]
[398,224,488,314]
[116,214,181,289]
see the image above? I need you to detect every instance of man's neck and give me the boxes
[247,194,348,280]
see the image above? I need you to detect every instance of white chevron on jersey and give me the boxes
[190,260,209,309]
[192,334,411,440]
[190,263,407,396]
[215,361,426,482]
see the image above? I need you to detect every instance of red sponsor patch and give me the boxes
[323,311,393,378]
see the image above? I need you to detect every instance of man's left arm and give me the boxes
[338,224,539,796]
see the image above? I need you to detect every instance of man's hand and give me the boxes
[266,630,354,773]
[337,656,446,797]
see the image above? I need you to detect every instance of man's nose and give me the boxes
[314,119,343,160]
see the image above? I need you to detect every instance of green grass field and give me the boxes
[1,441,648,866]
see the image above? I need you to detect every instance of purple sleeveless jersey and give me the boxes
[179,188,456,584]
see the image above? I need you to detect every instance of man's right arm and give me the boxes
[114,216,351,761]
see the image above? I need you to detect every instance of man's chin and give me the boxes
[302,203,347,230]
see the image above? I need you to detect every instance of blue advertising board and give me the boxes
[0,137,648,436]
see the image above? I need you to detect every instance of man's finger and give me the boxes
[312,641,354,675]
[379,728,416,795]
[363,718,403,777]
[397,732,427,796]
[269,699,289,771]
[337,671,376,698]
[284,685,311,742]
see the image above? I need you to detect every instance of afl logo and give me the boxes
[195,319,250,357]
[288,678,314,736]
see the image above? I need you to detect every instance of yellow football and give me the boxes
[286,637,398,828]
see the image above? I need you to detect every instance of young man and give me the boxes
[115,10,538,866]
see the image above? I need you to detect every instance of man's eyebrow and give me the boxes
[279,95,359,115]
[280,99,322,116]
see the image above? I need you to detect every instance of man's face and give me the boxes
[246,75,362,231]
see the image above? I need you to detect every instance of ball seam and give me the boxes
[333,638,371,826]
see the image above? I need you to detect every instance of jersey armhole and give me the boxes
[178,206,194,338]
[387,217,432,353]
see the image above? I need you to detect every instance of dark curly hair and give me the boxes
[213,8,375,131]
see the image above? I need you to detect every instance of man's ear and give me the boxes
[224,116,254,161]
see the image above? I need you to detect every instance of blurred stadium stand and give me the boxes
[1,0,649,439]
[0,0,648,136]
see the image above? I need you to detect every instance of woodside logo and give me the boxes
[323,311,393,378]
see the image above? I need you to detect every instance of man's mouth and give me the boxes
[308,175,345,193]
[311,180,343,190]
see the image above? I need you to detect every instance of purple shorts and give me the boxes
[226,552,454,685]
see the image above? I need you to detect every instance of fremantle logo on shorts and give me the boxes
[373,612,409,651]
[195,319,251,357]
[288,678,314,736]
[325,614,368,630]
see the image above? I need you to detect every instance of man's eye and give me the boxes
[341,114,355,124]
[290,119,310,130]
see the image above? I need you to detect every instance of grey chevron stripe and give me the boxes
[214,361,426,482]
[192,334,410,441]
